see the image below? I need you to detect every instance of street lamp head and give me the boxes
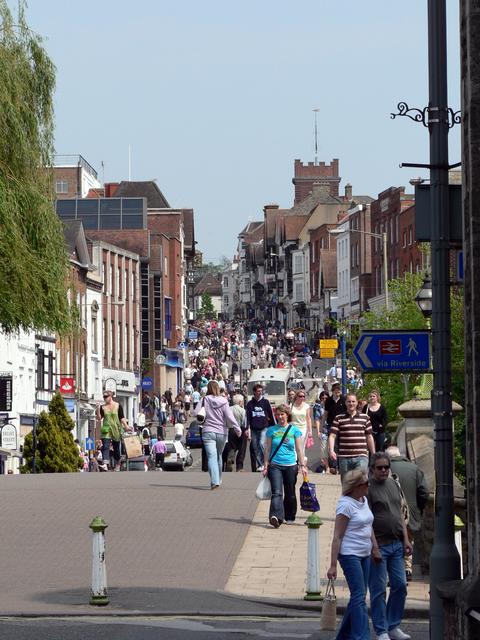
[415,274,433,318]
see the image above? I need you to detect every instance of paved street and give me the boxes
[0,616,430,639]
[0,468,430,639]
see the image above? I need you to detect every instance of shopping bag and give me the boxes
[255,476,272,500]
[299,476,320,512]
[305,434,315,449]
[320,579,337,630]
[123,435,142,459]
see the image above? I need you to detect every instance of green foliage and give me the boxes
[21,393,82,473]
[0,1,72,334]
[198,292,216,319]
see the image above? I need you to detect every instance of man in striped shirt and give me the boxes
[328,393,375,478]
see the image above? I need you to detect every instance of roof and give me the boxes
[239,221,263,237]
[290,189,344,216]
[194,272,222,297]
[319,249,337,289]
[63,220,91,268]
[349,195,374,207]
[284,215,310,241]
[113,181,170,208]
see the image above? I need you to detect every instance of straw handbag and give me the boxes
[319,579,337,631]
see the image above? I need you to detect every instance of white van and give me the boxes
[246,368,291,408]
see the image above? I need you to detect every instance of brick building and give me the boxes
[292,158,340,203]
[369,186,415,305]
[52,155,102,198]
[399,204,424,274]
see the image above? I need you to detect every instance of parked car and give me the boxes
[163,440,193,471]
[186,420,202,448]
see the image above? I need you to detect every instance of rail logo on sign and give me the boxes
[353,330,431,372]
[379,340,401,355]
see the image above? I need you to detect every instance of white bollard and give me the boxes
[89,516,109,606]
[304,512,323,600]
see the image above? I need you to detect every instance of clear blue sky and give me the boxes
[26,0,461,262]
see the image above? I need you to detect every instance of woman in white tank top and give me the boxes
[290,389,312,454]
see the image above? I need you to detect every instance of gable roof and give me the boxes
[284,215,310,241]
[63,220,92,269]
[291,190,344,217]
[113,181,170,208]
[194,272,222,297]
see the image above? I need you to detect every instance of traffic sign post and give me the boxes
[353,330,431,372]
[241,347,251,371]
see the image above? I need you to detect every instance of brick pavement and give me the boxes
[225,473,430,611]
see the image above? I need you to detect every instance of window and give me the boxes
[164,298,172,340]
[103,262,107,294]
[111,320,115,362]
[125,323,129,366]
[55,180,69,194]
[311,243,315,264]
[223,276,229,288]
[91,313,98,353]
[154,275,161,351]
[103,319,107,364]
[117,266,122,299]
[118,321,122,364]
[403,231,407,248]
[164,257,168,277]
[409,226,413,245]
[36,348,45,390]
[110,264,114,297]
[47,351,54,391]
[294,281,304,302]
[293,254,303,275]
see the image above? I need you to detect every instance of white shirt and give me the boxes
[175,423,184,437]
[336,495,373,557]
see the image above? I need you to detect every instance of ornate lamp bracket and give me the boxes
[390,102,461,129]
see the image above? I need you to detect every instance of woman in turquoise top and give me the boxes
[263,403,307,528]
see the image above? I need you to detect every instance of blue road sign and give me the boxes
[85,437,95,451]
[142,377,153,389]
[188,330,198,340]
[353,330,431,372]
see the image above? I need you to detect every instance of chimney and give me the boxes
[345,183,353,201]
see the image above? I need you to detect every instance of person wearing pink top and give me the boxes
[151,438,167,470]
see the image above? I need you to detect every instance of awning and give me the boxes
[163,349,184,369]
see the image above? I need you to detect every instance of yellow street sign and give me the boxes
[319,349,336,358]
[319,339,338,350]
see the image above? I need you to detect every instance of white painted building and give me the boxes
[221,262,238,319]
[335,217,352,321]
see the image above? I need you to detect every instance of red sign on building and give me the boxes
[59,377,75,395]
[379,340,402,355]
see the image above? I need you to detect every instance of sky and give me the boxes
[25,0,461,262]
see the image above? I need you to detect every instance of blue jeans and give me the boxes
[338,455,369,478]
[336,554,370,639]
[202,431,227,487]
[101,438,111,466]
[250,428,266,469]
[267,463,298,522]
[369,540,408,635]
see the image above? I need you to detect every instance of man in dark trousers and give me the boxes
[386,445,429,582]
[323,382,346,472]
[246,383,275,472]
[368,452,413,640]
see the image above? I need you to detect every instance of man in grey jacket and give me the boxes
[386,445,429,582]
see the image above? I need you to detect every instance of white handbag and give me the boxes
[255,476,272,500]
[196,398,206,424]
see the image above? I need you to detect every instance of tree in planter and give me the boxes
[21,393,82,473]
[200,292,216,319]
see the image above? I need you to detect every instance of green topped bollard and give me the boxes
[89,516,109,606]
[304,512,323,601]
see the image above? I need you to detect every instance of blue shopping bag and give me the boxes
[299,476,320,512]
